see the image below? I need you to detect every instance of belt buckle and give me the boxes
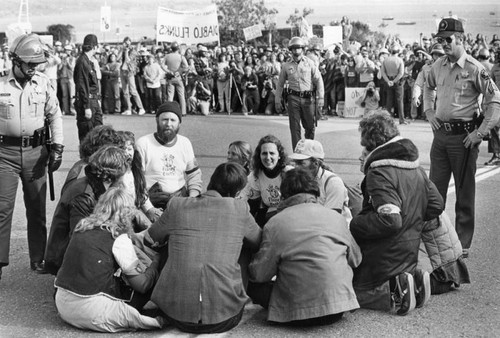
[443,122,452,132]
[299,91,304,98]
[21,136,31,147]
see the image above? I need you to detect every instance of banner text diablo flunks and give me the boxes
[158,25,219,39]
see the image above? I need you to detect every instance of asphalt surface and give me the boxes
[1,113,499,337]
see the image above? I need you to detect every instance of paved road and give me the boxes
[1,114,499,337]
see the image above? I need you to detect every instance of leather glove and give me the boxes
[48,143,64,173]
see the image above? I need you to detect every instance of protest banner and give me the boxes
[243,24,262,41]
[323,26,343,48]
[343,87,366,118]
[100,6,111,32]
[156,5,219,45]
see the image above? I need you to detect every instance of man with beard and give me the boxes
[136,101,202,209]
[0,33,64,279]
[275,37,324,149]
[423,18,500,257]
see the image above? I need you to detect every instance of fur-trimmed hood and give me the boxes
[363,136,419,174]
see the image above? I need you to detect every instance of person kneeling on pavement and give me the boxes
[350,111,444,315]
[54,187,163,332]
[248,168,361,326]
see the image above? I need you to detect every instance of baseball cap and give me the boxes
[156,101,182,122]
[430,43,445,55]
[436,18,464,38]
[288,139,325,160]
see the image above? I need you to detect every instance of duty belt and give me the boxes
[438,119,475,135]
[287,89,314,98]
[0,127,47,148]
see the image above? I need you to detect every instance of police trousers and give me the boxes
[0,144,48,266]
[287,94,315,149]
[429,129,478,249]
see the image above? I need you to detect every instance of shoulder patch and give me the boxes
[481,69,491,81]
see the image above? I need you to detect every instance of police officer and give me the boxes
[275,37,324,149]
[74,34,103,142]
[423,18,500,256]
[0,34,64,279]
[161,42,188,116]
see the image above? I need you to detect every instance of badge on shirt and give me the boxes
[480,69,491,81]
[461,70,469,79]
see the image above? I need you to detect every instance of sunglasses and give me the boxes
[436,36,454,44]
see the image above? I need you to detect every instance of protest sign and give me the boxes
[243,24,262,41]
[101,6,111,32]
[156,5,219,45]
[343,87,366,118]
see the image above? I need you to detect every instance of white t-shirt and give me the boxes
[136,134,196,194]
[242,170,283,212]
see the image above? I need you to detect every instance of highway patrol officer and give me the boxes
[423,18,500,256]
[0,34,64,279]
[275,37,324,149]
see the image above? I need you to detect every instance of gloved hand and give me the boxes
[48,143,64,173]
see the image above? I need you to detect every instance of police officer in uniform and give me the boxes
[0,34,64,279]
[275,37,324,149]
[74,34,103,142]
[423,18,500,256]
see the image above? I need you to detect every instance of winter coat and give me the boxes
[351,137,444,289]
[250,193,362,322]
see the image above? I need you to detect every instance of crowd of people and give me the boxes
[1,14,500,334]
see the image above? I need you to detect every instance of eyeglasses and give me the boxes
[436,36,454,45]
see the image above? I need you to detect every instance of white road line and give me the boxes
[447,165,500,195]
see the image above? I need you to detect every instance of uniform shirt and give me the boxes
[74,53,100,109]
[0,70,63,143]
[424,51,500,134]
[275,56,324,105]
[162,52,188,75]
[136,133,202,195]
[381,55,404,83]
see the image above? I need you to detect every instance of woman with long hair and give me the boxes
[239,135,290,227]
[54,187,163,332]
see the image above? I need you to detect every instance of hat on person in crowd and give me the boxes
[436,18,464,38]
[288,139,325,160]
[156,101,182,122]
[54,41,62,47]
[430,43,445,56]
[379,47,389,55]
[83,34,98,48]
[198,45,208,53]
[64,44,73,51]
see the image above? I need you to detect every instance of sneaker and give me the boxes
[121,110,132,115]
[484,157,500,166]
[30,261,48,274]
[414,269,431,308]
[138,109,146,115]
[394,272,416,316]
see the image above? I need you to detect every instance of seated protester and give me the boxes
[418,212,470,295]
[239,135,291,227]
[117,131,162,223]
[351,111,444,316]
[187,74,213,116]
[54,187,164,332]
[62,125,122,193]
[146,162,262,334]
[136,102,202,209]
[248,168,362,326]
[227,140,253,175]
[45,146,134,275]
[288,139,352,223]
